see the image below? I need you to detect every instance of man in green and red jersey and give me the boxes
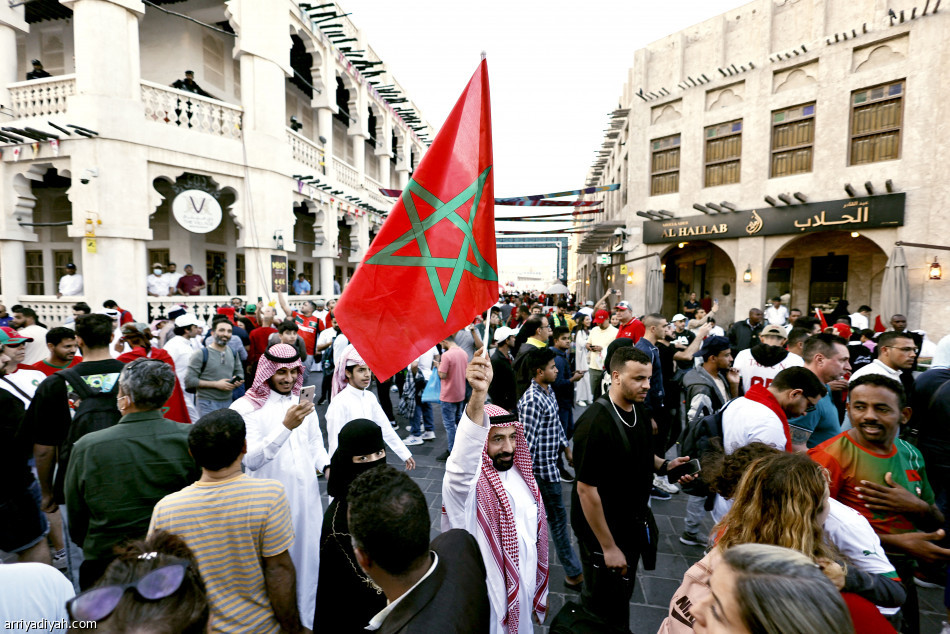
[29,326,82,377]
[809,373,950,634]
[278,291,322,371]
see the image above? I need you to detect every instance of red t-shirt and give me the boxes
[29,357,82,377]
[177,275,205,296]
[616,318,644,343]
[249,327,278,365]
[292,312,323,356]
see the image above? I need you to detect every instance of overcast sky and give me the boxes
[347,0,745,233]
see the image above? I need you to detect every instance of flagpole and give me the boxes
[483,309,491,358]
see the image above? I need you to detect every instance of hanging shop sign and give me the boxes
[271,255,288,293]
[172,189,223,234]
[642,193,905,244]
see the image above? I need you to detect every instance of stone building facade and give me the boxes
[571,0,950,336]
[0,0,432,324]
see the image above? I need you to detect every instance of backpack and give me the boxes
[185,347,239,393]
[676,400,733,497]
[54,368,122,501]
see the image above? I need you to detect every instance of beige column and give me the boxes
[0,3,27,109]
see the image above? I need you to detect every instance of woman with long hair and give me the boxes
[573,314,593,406]
[661,448,902,633]
[692,543,854,634]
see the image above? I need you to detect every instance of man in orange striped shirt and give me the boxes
[149,408,306,634]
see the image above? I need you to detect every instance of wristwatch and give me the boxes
[657,459,670,476]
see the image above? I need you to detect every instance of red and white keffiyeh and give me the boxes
[476,403,549,631]
[241,343,304,410]
[332,344,365,398]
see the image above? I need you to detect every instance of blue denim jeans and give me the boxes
[440,401,464,452]
[537,478,583,578]
[197,398,231,418]
[411,402,434,436]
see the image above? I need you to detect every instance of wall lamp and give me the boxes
[273,231,285,250]
[931,257,942,280]
[743,265,752,283]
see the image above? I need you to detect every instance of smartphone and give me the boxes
[299,385,316,405]
[230,376,240,384]
[667,458,701,482]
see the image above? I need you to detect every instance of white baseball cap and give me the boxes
[174,313,203,328]
[672,313,688,323]
[494,326,516,343]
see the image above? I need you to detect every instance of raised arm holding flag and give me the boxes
[334,57,497,381]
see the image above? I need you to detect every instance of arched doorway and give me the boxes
[766,231,888,318]
[660,241,737,323]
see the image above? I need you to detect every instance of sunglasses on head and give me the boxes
[67,560,190,622]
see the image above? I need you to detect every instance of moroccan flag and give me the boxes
[335,59,497,381]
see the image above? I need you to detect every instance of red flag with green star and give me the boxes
[335,59,497,381]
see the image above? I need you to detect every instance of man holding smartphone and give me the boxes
[231,343,329,631]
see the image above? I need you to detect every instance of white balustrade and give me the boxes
[364,177,393,210]
[146,296,242,325]
[141,81,243,140]
[8,75,76,118]
[288,129,326,173]
[16,296,84,328]
[332,157,360,189]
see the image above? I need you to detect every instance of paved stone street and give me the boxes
[7,379,944,633]
[363,384,947,634]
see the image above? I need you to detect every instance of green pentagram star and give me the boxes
[367,166,497,321]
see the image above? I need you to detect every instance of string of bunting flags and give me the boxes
[295,178,384,220]
[0,123,96,160]
[495,183,619,202]
[301,10,427,147]
[378,187,611,206]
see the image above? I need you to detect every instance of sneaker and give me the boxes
[390,385,399,392]
[421,431,436,440]
[679,532,705,547]
[403,435,424,446]
[436,450,451,462]
[654,475,681,494]
[405,425,413,432]
[558,465,575,483]
[576,400,587,407]
[51,550,68,571]
[913,572,945,589]
[390,420,398,428]
[650,486,672,501]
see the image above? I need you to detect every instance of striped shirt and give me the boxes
[149,474,294,634]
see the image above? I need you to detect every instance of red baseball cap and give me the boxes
[592,309,610,325]
[0,326,32,345]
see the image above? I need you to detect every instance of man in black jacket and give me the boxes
[728,307,764,357]
[349,466,489,633]
[488,326,517,412]
[678,336,740,546]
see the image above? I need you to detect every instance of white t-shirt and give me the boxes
[0,563,75,633]
[163,272,182,290]
[764,305,788,326]
[147,274,172,296]
[849,359,901,384]
[0,368,46,406]
[732,348,804,394]
[58,273,83,296]
[849,312,870,331]
[587,325,618,371]
[415,346,438,381]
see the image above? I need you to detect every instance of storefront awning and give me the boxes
[575,220,626,254]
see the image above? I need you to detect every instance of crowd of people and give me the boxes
[1,286,949,633]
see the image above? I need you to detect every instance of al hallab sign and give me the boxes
[642,193,905,244]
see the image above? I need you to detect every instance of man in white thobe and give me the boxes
[163,313,204,425]
[230,343,329,630]
[442,352,549,633]
[325,344,415,470]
